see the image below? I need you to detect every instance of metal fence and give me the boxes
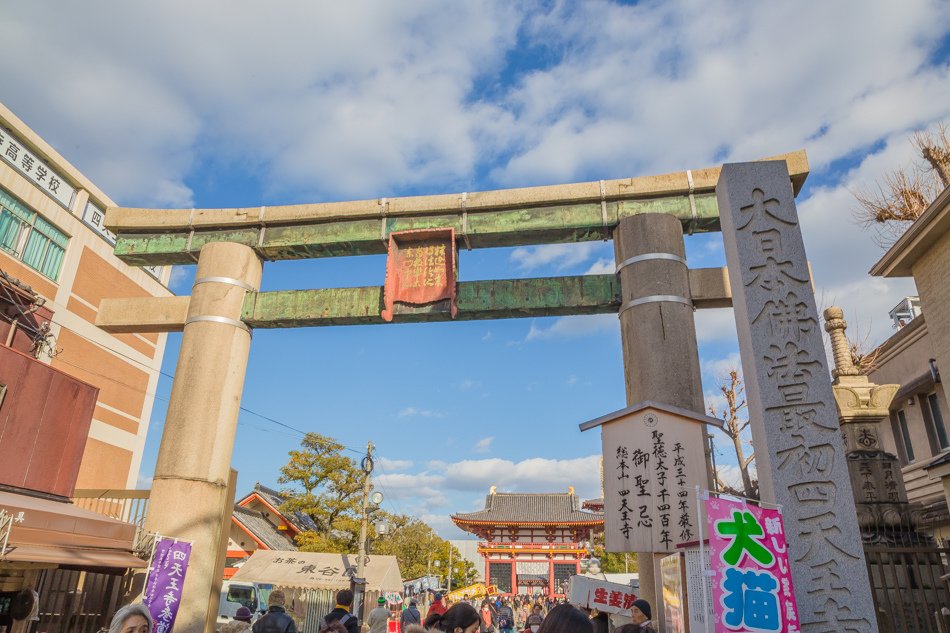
[860,505,950,633]
[866,545,950,633]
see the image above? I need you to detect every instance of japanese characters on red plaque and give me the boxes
[381,228,457,322]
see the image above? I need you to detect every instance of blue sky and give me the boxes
[3,1,950,537]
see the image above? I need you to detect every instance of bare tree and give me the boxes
[854,124,950,246]
[708,369,757,499]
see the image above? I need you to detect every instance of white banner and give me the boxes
[566,575,638,616]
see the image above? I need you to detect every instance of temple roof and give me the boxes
[232,505,298,551]
[238,482,319,533]
[451,491,604,526]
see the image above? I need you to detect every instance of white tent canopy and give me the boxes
[231,550,403,592]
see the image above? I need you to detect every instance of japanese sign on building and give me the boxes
[706,495,799,633]
[83,201,164,280]
[381,228,457,321]
[0,127,75,209]
[580,402,716,553]
[144,537,192,633]
[718,161,878,631]
[567,575,638,616]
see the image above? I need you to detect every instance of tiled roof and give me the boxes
[451,492,604,525]
[241,483,319,533]
[232,505,298,551]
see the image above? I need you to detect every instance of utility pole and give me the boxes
[356,441,374,621]
[357,441,374,579]
[447,545,453,593]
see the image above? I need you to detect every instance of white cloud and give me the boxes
[372,454,603,519]
[136,472,153,489]
[397,407,445,419]
[456,378,480,391]
[510,243,601,272]
[584,258,614,275]
[694,309,739,345]
[473,436,494,453]
[526,314,616,341]
[378,457,413,472]
[701,353,742,381]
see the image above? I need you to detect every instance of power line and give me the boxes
[0,270,380,457]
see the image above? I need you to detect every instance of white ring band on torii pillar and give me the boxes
[193,276,257,292]
[617,294,693,317]
[615,252,687,274]
[184,315,251,333]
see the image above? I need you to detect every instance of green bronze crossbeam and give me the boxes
[106,151,808,266]
[96,269,731,332]
[242,275,621,327]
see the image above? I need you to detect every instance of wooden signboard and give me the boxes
[580,402,719,554]
[381,228,457,321]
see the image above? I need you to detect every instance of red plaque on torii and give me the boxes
[381,228,458,322]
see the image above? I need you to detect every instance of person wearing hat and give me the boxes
[401,598,422,630]
[253,589,298,633]
[629,599,655,633]
[367,596,391,633]
[221,606,254,632]
[427,591,447,620]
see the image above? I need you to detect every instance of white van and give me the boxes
[216,580,271,630]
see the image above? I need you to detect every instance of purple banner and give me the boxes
[143,537,192,633]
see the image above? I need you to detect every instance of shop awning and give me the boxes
[0,490,146,570]
[231,550,403,592]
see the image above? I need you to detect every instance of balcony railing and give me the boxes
[71,488,150,528]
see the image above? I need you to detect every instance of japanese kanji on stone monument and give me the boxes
[718,160,878,633]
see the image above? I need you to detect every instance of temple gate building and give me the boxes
[451,488,603,597]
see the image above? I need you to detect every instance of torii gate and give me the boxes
[97,150,875,633]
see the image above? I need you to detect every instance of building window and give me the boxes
[489,562,512,594]
[926,393,949,451]
[0,191,68,281]
[895,409,915,463]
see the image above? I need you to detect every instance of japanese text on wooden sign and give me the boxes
[144,537,192,633]
[706,495,799,633]
[602,408,706,552]
[381,228,457,321]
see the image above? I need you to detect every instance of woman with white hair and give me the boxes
[107,603,152,633]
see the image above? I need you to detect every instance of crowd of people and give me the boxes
[105,588,657,633]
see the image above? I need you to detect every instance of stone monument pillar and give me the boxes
[613,213,708,626]
[824,307,904,518]
[143,242,262,633]
[718,161,878,632]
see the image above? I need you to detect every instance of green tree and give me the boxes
[372,514,478,589]
[589,529,638,574]
[278,433,363,552]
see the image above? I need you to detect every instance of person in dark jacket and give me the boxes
[322,589,359,633]
[252,590,298,633]
[494,599,515,633]
[401,599,423,629]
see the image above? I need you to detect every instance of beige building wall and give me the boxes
[0,102,172,489]
[868,314,950,541]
